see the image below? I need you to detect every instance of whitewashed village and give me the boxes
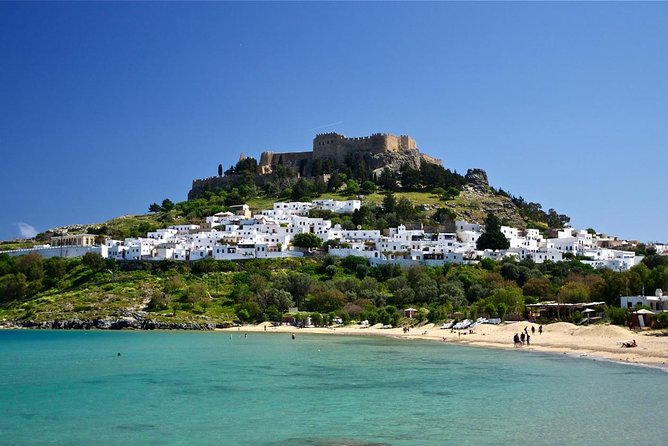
[3,198,663,275]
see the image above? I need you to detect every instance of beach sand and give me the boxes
[220,321,668,371]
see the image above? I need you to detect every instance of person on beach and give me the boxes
[513,333,521,347]
[531,326,535,334]
[539,325,543,335]
[526,334,530,346]
[520,332,525,345]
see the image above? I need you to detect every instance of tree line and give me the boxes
[3,251,667,328]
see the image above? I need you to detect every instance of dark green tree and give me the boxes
[382,192,397,213]
[476,213,510,250]
[292,233,322,249]
[161,199,175,212]
[82,252,105,271]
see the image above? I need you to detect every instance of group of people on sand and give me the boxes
[513,325,543,347]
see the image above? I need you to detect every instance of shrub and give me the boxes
[655,312,668,329]
[606,306,629,326]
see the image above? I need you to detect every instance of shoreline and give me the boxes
[4,320,667,372]
[219,321,668,372]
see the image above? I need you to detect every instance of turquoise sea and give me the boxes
[0,330,666,446]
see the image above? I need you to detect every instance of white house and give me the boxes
[621,289,668,313]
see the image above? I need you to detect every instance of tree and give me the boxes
[443,186,460,200]
[396,197,416,220]
[361,181,377,195]
[327,173,346,191]
[557,282,590,304]
[400,164,421,190]
[346,179,360,196]
[148,203,162,213]
[476,231,510,251]
[476,213,510,251]
[546,208,570,229]
[257,288,294,311]
[378,168,397,191]
[286,273,313,308]
[522,277,552,300]
[184,282,208,308]
[484,213,502,232]
[16,252,43,294]
[307,288,346,313]
[82,252,105,271]
[163,274,185,294]
[0,273,28,302]
[191,257,219,274]
[218,163,223,177]
[441,281,467,307]
[292,233,322,249]
[382,192,397,213]
[44,257,67,287]
[147,290,171,311]
[340,256,368,273]
[325,264,338,278]
[488,286,524,314]
[161,198,175,212]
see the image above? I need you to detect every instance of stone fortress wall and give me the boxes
[258,150,312,175]
[311,132,417,163]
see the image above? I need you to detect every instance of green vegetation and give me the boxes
[2,251,667,328]
[476,213,511,251]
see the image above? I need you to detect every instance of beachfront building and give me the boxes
[620,289,668,313]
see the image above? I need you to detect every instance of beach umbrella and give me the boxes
[633,309,655,329]
[633,309,655,315]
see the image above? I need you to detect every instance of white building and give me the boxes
[621,289,668,313]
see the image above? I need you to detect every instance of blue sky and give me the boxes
[1,2,666,242]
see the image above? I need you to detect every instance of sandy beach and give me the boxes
[221,321,668,371]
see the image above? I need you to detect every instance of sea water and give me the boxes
[0,330,666,446]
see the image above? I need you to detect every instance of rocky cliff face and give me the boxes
[366,150,438,174]
[9,310,222,330]
[464,168,490,193]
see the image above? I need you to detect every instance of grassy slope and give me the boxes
[2,266,238,325]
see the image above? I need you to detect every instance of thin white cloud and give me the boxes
[17,222,38,239]
[310,121,343,131]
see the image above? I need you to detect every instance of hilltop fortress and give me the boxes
[189,132,442,199]
[257,132,439,175]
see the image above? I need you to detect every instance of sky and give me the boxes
[1,2,667,243]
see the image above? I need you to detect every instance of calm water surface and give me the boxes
[0,330,665,445]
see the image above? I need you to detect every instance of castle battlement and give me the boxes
[311,132,417,162]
